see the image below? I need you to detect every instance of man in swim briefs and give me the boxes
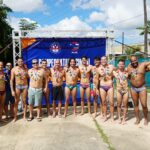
[10,57,28,122]
[127,56,150,125]
[98,56,115,122]
[79,56,92,115]
[113,59,128,124]
[91,57,101,118]
[64,58,80,117]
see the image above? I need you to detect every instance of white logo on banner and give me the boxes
[50,42,61,54]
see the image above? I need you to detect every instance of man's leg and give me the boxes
[13,89,21,122]
[4,91,9,119]
[64,87,71,118]
[80,87,85,115]
[116,91,122,123]
[44,89,50,116]
[37,106,41,119]
[107,87,114,122]
[139,89,148,125]
[71,87,77,116]
[10,103,14,118]
[21,89,28,120]
[35,89,42,121]
[122,92,128,125]
[4,105,8,119]
[100,88,107,121]
[52,100,56,118]
[0,93,6,121]
[58,100,62,117]
[29,104,33,119]
[130,89,140,124]
[85,87,91,114]
[93,94,98,118]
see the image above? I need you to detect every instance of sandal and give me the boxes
[27,117,34,121]
[37,117,42,122]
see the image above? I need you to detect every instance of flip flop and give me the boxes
[27,117,34,121]
[37,117,42,122]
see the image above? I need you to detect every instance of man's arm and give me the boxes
[43,71,48,93]
[143,62,150,70]
[10,68,15,97]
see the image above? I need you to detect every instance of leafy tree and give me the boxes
[19,18,38,30]
[0,4,13,62]
[136,20,150,35]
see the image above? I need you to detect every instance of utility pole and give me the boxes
[144,0,148,55]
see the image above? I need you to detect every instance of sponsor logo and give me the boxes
[70,42,79,54]
[50,42,61,54]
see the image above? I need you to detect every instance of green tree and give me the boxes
[116,45,143,62]
[0,4,13,62]
[19,18,38,30]
[136,20,150,35]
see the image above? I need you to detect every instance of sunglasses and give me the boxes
[32,62,38,64]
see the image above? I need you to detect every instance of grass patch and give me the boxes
[93,118,116,150]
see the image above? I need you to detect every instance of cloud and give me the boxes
[71,0,150,29]
[3,0,47,13]
[71,0,150,43]
[42,16,92,30]
[86,11,106,23]
[71,0,101,10]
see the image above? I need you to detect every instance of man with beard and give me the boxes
[50,60,65,118]
[63,58,80,117]
[98,56,115,122]
[113,60,128,124]
[79,56,92,115]
[41,59,51,117]
[91,57,101,118]
[10,57,28,122]
[127,56,150,125]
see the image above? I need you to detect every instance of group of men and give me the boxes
[0,55,149,125]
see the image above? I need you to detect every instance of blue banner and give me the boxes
[22,38,106,67]
[22,38,106,105]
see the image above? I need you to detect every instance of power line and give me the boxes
[109,14,144,26]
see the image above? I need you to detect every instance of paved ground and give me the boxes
[0,112,108,150]
[1,94,150,150]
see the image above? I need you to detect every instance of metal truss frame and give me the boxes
[12,30,114,65]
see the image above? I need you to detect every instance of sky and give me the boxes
[3,0,150,45]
